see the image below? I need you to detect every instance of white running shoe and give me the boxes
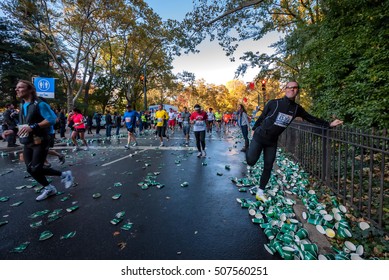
[160,142,164,147]
[83,146,89,151]
[124,144,129,149]
[61,170,74,189]
[72,146,80,152]
[36,185,57,201]
[255,188,268,202]
[197,152,202,158]
[132,142,138,146]
[202,151,206,157]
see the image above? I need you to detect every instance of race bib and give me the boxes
[183,120,189,125]
[158,118,163,122]
[274,112,293,128]
[125,117,132,123]
[195,120,205,126]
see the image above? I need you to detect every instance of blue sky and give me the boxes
[145,0,278,85]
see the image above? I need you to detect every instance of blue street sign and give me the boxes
[34,77,55,99]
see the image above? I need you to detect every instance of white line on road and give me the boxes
[101,149,148,166]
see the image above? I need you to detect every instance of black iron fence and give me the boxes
[279,121,388,231]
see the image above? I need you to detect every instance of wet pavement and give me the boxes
[0,128,280,260]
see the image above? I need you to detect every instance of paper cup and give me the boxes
[344,241,356,252]
[301,243,318,256]
[325,228,336,238]
[356,245,364,256]
[339,205,347,213]
[255,212,263,219]
[334,212,343,221]
[303,250,318,260]
[264,228,276,240]
[248,208,257,216]
[264,244,276,255]
[323,214,333,221]
[281,223,298,233]
[252,218,265,224]
[295,228,309,240]
[281,248,295,260]
[316,224,326,234]
[358,221,370,231]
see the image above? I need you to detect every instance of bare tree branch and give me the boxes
[206,0,265,26]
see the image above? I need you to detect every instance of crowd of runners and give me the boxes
[1,79,342,204]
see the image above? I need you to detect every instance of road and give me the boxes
[0,128,279,260]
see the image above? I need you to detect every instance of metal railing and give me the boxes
[278,121,388,231]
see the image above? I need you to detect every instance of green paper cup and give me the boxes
[264,243,276,255]
[301,243,318,256]
[281,248,295,260]
[260,223,272,229]
[281,223,298,233]
[303,250,318,260]
[264,228,276,240]
[252,218,265,224]
[295,228,309,239]
[282,233,295,245]
[307,215,323,225]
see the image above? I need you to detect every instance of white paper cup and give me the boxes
[356,245,364,256]
[344,241,356,252]
[358,221,370,230]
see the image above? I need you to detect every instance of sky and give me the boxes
[145,0,279,85]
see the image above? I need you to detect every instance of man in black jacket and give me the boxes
[246,81,343,200]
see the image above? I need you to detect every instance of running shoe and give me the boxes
[36,185,57,201]
[132,142,138,146]
[202,151,207,157]
[197,152,202,158]
[159,142,164,147]
[72,146,80,152]
[255,188,268,202]
[58,155,66,165]
[124,144,129,149]
[61,171,74,189]
[83,146,89,151]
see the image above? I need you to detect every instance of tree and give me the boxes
[0,16,61,107]
[177,0,389,128]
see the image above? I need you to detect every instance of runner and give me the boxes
[154,104,169,146]
[15,80,74,201]
[237,104,250,152]
[214,109,222,132]
[246,81,343,201]
[69,108,89,152]
[168,108,176,134]
[181,107,191,146]
[123,104,139,149]
[206,107,215,135]
[177,111,183,130]
[190,104,208,157]
[223,112,232,132]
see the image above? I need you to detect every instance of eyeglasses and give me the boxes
[286,86,299,89]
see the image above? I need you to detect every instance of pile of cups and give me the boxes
[233,149,370,260]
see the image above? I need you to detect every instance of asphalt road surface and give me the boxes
[0,128,280,260]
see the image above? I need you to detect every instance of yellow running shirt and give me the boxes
[155,110,168,127]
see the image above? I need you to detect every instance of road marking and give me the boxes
[100,146,197,167]
[101,149,147,166]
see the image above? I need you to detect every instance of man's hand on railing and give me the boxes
[330,119,343,127]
